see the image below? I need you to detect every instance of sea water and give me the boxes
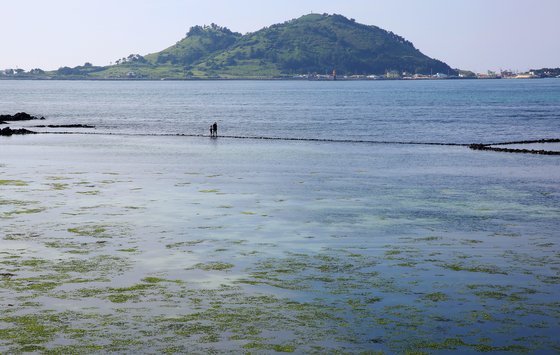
[2,79,560,143]
[0,79,559,353]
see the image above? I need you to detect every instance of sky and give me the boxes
[1,0,558,73]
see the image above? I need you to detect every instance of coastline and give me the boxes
[0,76,553,81]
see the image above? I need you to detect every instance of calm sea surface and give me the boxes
[2,79,560,143]
[1,79,559,353]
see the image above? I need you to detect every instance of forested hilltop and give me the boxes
[4,14,455,79]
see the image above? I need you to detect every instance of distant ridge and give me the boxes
[142,13,454,78]
[5,13,456,79]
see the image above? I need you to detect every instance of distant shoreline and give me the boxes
[1,76,556,82]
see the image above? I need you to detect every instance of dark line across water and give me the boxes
[31,131,560,155]
[42,131,469,146]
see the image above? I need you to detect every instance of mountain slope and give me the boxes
[144,24,241,67]
[56,13,454,79]
[205,14,453,76]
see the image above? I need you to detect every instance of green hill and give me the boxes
[206,13,453,77]
[49,14,455,79]
[144,24,242,67]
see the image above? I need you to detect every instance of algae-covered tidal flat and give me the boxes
[1,134,559,353]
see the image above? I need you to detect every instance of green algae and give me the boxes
[2,207,46,218]
[0,256,127,293]
[1,152,558,354]
[23,281,60,291]
[107,294,138,303]
[470,310,493,321]
[75,282,158,303]
[53,255,130,275]
[166,240,205,248]
[441,263,508,275]
[45,240,84,249]
[0,179,27,186]
[191,262,234,271]
[0,313,62,349]
[174,181,191,187]
[421,292,449,302]
[199,189,219,193]
[242,342,296,352]
[77,190,100,195]
[412,236,442,242]
[48,182,68,190]
[67,225,108,238]
[415,337,468,350]
[414,337,530,353]
[474,291,526,302]
[117,248,138,253]
[142,276,182,284]
[0,199,38,206]
[397,261,417,267]
[44,344,106,354]
[462,239,484,244]
[3,231,42,241]
[151,291,347,353]
[474,344,529,352]
[366,296,383,303]
[385,250,402,256]
[45,176,70,181]
[20,258,49,268]
[1,310,154,353]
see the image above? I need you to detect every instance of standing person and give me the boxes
[209,124,213,137]
[213,122,218,137]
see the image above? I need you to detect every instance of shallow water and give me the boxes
[1,80,560,353]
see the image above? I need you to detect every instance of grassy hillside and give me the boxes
[205,14,452,76]
[40,14,454,79]
[144,24,241,67]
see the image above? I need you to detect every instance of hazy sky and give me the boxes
[1,0,558,72]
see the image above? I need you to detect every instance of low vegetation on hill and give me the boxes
[3,14,455,79]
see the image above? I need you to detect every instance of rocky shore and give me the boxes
[0,127,36,136]
[31,124,95,128]
[0,112,45,122]
[1,112,96,136]
[0,112,44,136]
[469,139,560,155]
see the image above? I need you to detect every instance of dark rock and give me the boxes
[0,112,44,121]
[31,124,95,128]
[469,141,560,155]
[0,127,37,136]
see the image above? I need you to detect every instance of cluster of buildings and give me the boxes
[472,70,543,79]
[294,68,558,81]
[294,71,457,80]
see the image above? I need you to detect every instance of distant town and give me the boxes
[2,67,559,81]
[295,67,560,80]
